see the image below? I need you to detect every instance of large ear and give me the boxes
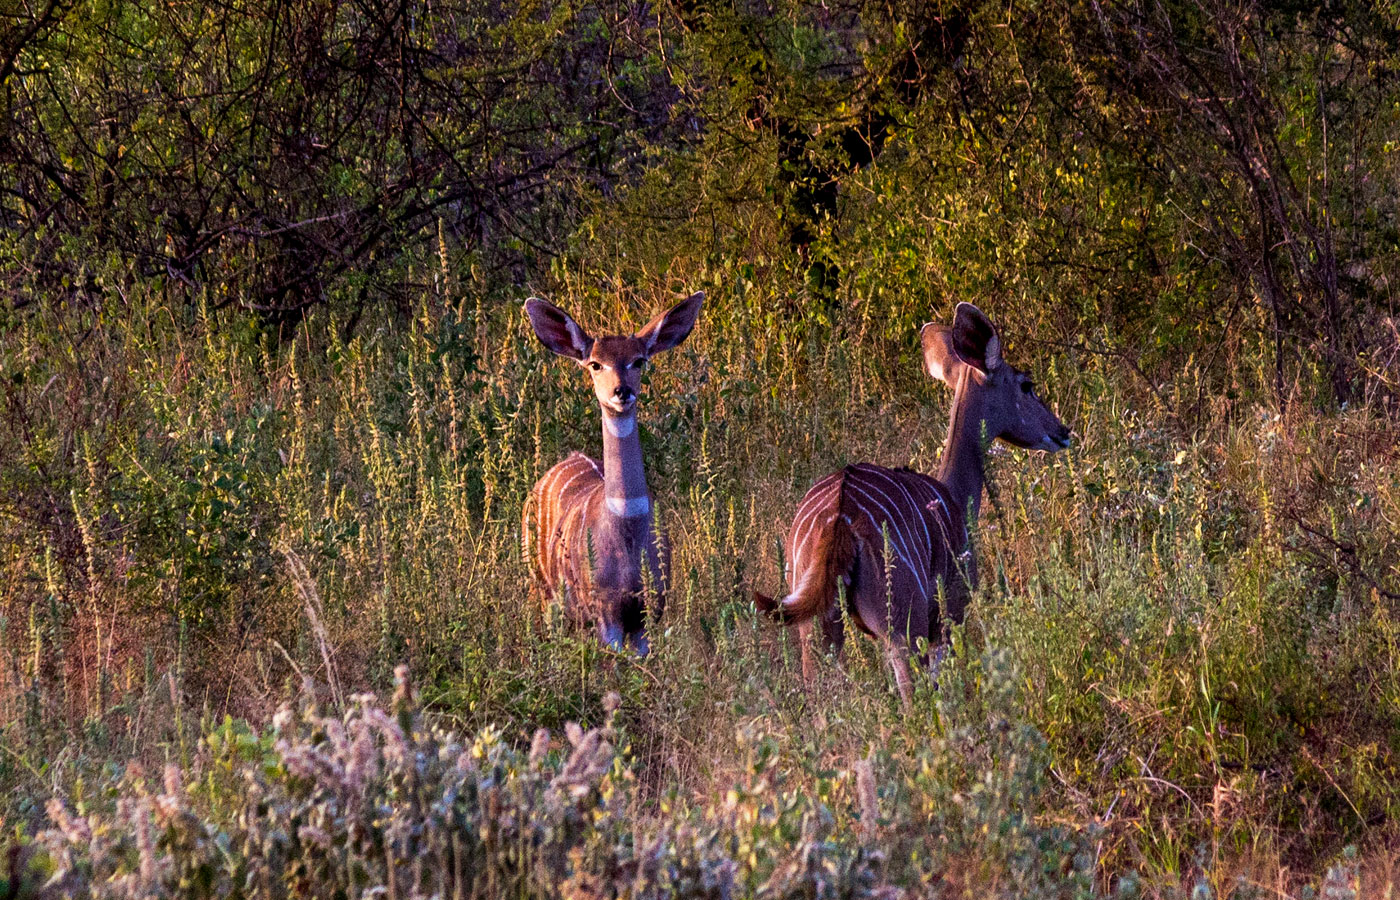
[525,297,593,361]
[920,323,962,385]
[950,302,1003,373]
[635,291,704,355]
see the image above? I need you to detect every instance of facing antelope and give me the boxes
[755,302,1071,706]
[521,292,704,656]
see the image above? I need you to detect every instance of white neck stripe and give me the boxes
[604,414,635,438]
[605,495,650,517]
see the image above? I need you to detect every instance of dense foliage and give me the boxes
[3,0,1400,895]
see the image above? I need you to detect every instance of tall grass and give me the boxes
[1,258,1398,895]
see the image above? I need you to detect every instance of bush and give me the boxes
[25,657,1119,899]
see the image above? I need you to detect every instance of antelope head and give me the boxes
[524,292,705,423]
[920,302,1071,452]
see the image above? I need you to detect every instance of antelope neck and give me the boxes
[935,367,988,526]
[601,410,651,518]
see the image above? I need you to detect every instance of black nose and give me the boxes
[614,386,634,401]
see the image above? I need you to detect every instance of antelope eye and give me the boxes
[630,358,647,370]
[589,361,603,372]
[1021,381,1034,394]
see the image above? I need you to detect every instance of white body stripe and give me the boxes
[789,476,842,574]
[865,466,935,572]
[793,479,842,573]
[843,480,927,598]
[555,466,598,499]
[782,464,969,631]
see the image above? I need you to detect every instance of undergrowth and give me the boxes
[1,276,1397,897]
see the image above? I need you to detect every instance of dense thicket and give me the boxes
[4,0,682,316]
[7,2,1398,398]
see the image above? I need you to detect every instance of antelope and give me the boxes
[755,302,1071,705]
[521,292,704,655]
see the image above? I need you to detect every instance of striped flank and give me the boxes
[767,463,966,635]
[523,452,607,616]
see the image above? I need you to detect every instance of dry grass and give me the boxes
[1,280,1398,897]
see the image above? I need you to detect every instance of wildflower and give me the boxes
[363,706,410,769]
[121,796,161,886]
[530,728,551,763]
[392,664,414,708]
[45,798,91,845]
[162,763,183,798]
[346,715,379,795]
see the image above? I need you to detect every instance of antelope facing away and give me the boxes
[522,292,704,655]
[755,302,1070,705]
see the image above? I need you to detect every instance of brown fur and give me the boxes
[526,452,668,637]
[757,303,1070,705]
[521,293,702,653]
[755,473,856,624]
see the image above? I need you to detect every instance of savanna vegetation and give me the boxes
[3,0,1400,896]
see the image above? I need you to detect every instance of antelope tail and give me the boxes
[755,513,857,625]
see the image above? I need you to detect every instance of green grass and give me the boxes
[4,0,1400,893]
[1,275,1398,897]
